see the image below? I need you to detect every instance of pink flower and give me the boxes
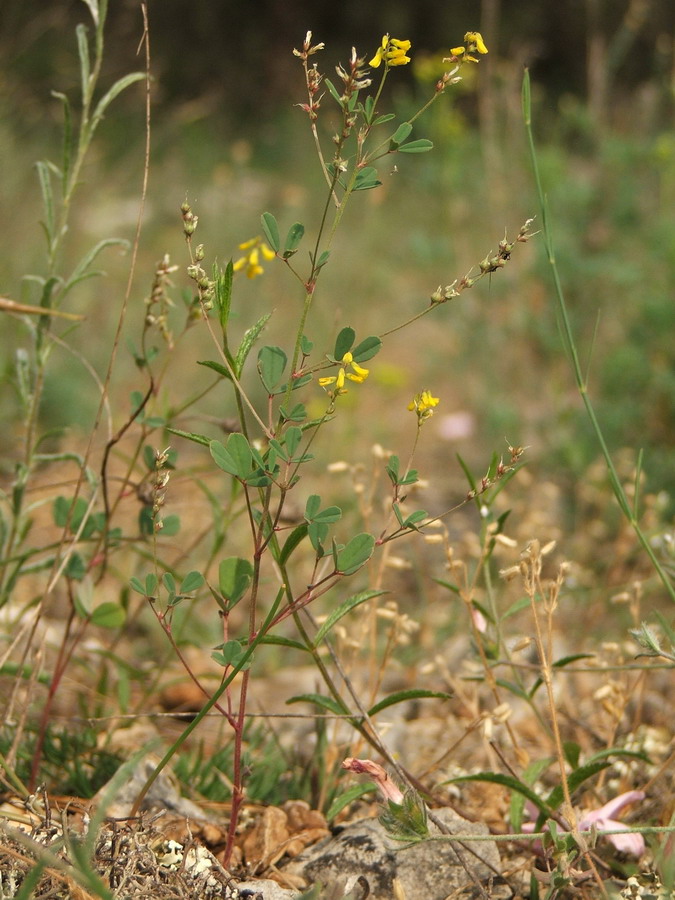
[578,790,645,857]
[471,604,487,633]
[521,790,645,857]
[342,758,404,804]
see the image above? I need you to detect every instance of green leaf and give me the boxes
[76,23,91,102]
[287,693,349,715]
[280,402,307,424]
[167,427,211,448]
[65,552,86,581]
[90,72,145,132]
[403,509,427,528]
[352,335,382,362]
[554,652,596,667]
[457,453,477,495]
[210,440,237,475]
[36,161,55,244]
[389,122,413,149]
[372,113,396,126]
[283,223,305,258]
[326,783,378,821]
[180,571,204,593]
[315,250,330,270]
[273,373,313,395]
[284,426,303,457]
[362,95,375,122]
[197,359,232,380]
[308,521,329,555]
[163,573,177,594]
[336,533,375,575]
[91,602,126,629]
[312,505,342,525]
[261,212,280,252]
[353,166,381,191]
[433,577,460,595]
[323,78,342,106]
[313,590,385,647]
[129,573,158,596]
[75,577,94,616]
[496,678,530,702]
[212,640,246,668]
[214,260,233,331]
[250,635,310,652]
[226,432,253,479]
[368,689,452,717]
[544,761,609,813]
[529,654,595,697]
[144,416,166,429]
[80,0,99,27]
[52,496,98,536]
[333,327,355,360]
[502,596,531,620]
[53,91,73,187]
[398,139,433,153]
[235,312,272,377]
[52,495,71,528]
[246,471,273,487]
[305,494,322,521]
[160,514,180,536]
[585,747,651,766]
[62,238,129,297]
[563,741,581,769]
[138,506,154,536]
[448,772,553,819]
[258,345,287,393]
[219,557,253,606]
[91,603,127,628]
[511,757,554,832]
[278,523,309,565]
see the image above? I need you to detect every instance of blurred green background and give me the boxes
[1,0,674,546]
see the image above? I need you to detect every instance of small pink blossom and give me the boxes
[342,758,404,804]
[578,790,645,857]
[521,790,645,857]
[437,411,475,441]
[471,604,487,633]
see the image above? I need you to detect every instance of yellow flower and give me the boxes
[319,351,370,395]
[450,31,488,63]
[233,236,276,279]
[465,31,488,54]
[408,390,440,424]
[370,34,412,68]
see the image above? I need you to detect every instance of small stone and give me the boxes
[281,807,500,900]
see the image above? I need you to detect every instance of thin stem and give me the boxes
[522,68,674,602]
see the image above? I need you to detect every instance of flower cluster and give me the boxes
[318,351,369,396]
[370,35,412,69]
[408,390,440,424]
[233,236,276,279]
[448,31,488,63]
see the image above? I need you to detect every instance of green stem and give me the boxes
[522,68,674,602]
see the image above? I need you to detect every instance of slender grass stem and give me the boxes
[522,68,674,602]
